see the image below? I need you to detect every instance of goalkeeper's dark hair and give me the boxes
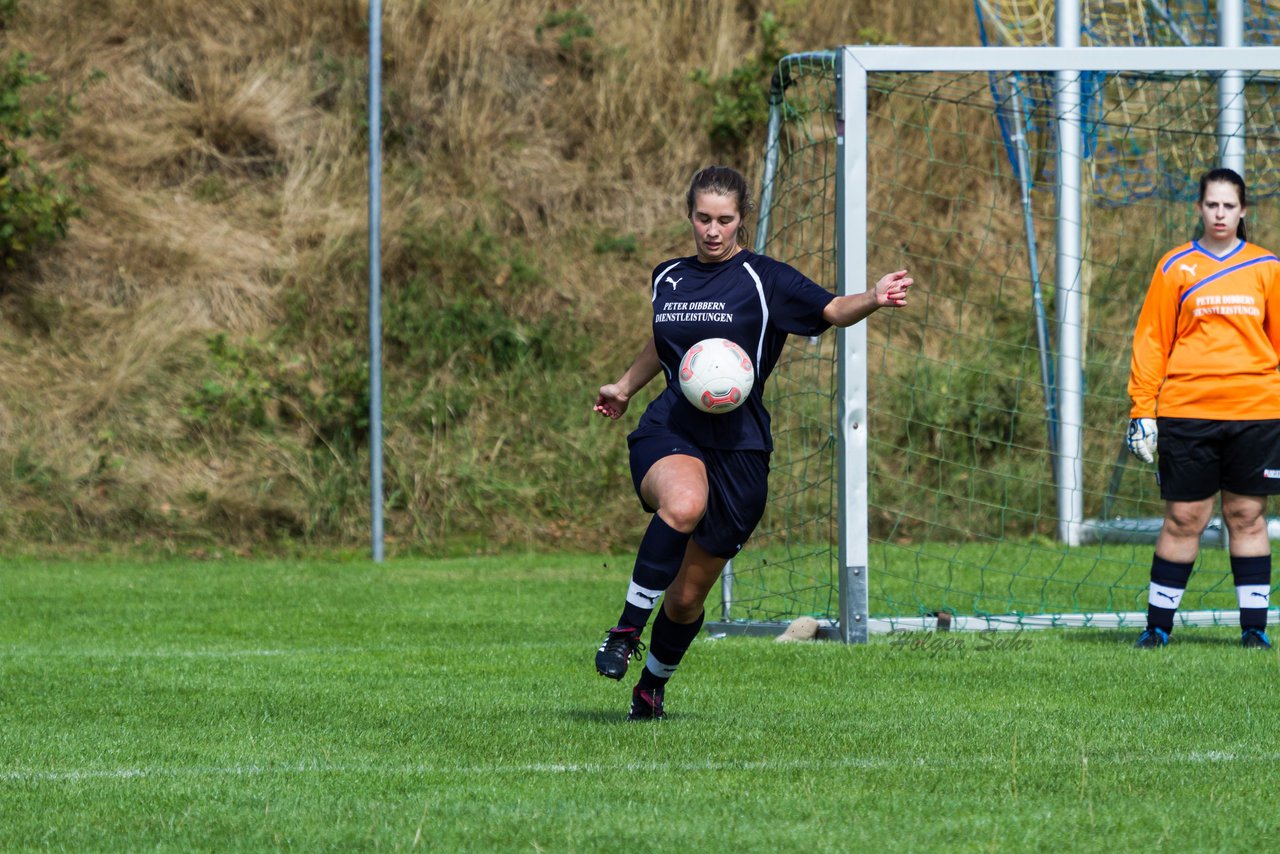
[686,165,756,245]
[1198,167,1248,241]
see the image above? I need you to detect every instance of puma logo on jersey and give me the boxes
[665,275,682,289]
[1179,263,1198,277]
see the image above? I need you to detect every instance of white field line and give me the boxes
[4,751,1277,783]
[0,647,372,659]
[1,641,558,658]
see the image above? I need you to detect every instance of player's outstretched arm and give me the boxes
[594,336,662,420]
[822,269,912,328]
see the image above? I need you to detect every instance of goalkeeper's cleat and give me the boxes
[1241,628,1272,649]
[627,685,665,721]
[1134,626,1170,648]
[595,626,645,680]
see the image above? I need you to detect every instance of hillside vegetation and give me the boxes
[0,1,978,554]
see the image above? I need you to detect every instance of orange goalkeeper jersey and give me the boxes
[1129,239,1280,420]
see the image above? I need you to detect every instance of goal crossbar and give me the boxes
[843,45,1280,72]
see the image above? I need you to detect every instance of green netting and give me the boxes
[726,52,843,623]
[721,52,1280,632]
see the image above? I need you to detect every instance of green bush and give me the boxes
[385,219,590,376]
[691,10,789,156]
[181,332,370,455]
[535,7,596,73]
[0,42,86,270]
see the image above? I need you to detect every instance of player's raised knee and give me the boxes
[657,497,706,534]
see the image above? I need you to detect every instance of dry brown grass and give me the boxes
[0,0,981,551]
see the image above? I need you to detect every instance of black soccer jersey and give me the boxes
[632,249,836,451]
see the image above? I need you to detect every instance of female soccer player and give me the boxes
[1126,167,1280,649]
[591,165,912,719]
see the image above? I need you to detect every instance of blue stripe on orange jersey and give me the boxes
[1179,255,1280,307]
[1161,244,1200,273]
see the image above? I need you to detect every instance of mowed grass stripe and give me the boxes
[8,747,1280,784]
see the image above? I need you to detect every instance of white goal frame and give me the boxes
[844,45,1280,639]
[711,45,1280,643]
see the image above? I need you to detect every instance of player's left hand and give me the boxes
[1125,417,1157,464]
[875,269,912,308]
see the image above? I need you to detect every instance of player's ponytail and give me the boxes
[1198,167,1248,241]
[686,165,756,246]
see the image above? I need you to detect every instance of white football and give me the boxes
[678,338,755,414]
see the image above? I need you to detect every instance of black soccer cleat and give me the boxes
[1134,626,1170,648]
[595,626,645,680]
[1241,628,1272,649]
[628,685,665,721]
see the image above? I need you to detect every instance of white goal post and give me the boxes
[708,44,1280,643]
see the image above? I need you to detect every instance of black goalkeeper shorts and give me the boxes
[1156,417,1280,501]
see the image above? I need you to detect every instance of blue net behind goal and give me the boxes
[977,0,1280,204]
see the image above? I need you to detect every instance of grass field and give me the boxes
[3,553,1279,851]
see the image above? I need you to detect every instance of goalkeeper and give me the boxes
[1126,167,1280,649]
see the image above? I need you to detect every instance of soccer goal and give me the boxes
[708,43,1280,642]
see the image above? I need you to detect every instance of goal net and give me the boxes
[710,45,1280,639]
[975,0,1280,50]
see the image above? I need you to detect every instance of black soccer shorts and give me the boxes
[1156,417,1280,501]
[627,427,770,559]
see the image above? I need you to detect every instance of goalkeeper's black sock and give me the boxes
[1146,555,1194,633]
[1231,554,1271,632]
[617,515,691,631]
[636,607,705,691]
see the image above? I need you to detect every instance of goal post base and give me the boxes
[1082,516,1280,545]
[704,620,843,641]
[707,608,1280,638]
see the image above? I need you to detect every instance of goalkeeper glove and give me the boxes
[1126,417,1157,464]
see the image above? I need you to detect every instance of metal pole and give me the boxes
[837,47,870,643]
[754,70,785,249]
[1055,0,1085,546]
[1218,0,1246,175]
[1006,74,1058,456]
[755,52,838,250]
[719,562,733,621]
[723,60,788,624]
[368,0,385,562]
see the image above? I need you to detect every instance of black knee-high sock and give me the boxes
[636,608,705,691]
[1147,555,1194,633]
[617,515,691,631]
[1232,554,1272,632]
